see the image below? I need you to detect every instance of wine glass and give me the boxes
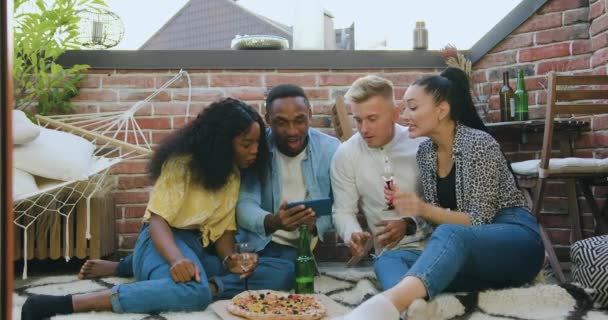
[382,153,395,211]
[234,242,256,291]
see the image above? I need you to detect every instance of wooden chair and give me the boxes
[330,95,354,142]
[512,71,608,283]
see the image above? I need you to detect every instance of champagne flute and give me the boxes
[382,153,395,210]
[234,242,255,291]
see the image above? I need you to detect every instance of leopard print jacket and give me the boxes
[417,124,528,225]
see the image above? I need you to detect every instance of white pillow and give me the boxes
[13,168,39,199]
[13,110,40,145]
[13,127,95,181]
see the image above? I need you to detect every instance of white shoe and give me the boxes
[340,294,400,320]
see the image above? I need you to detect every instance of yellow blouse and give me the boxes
[143,155,240,247]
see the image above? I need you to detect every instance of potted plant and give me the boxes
[13,0,107,115]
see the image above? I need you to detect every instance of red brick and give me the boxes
[72,104,99,114]
[474,51,517,69]
[120,90,170,102]
[102,75,155,88]
[72,89,118,102]
[572,39,592,55]
[492,34,534,52]
[109,161,149,174]
[519,43,570,62]
[536,90,548,104]
[319,74,362,86]
[529,105,548,119]
[113,191,149,204]
[118,175,152,190]
[592,32,608,51]
[98,103,152,116]
[536,24,590,45]
[539,0,587,14]
[80,75,101,88]
[471,71,487,83]
[515,13,563,34]
[174,89,224,102]
[155,74,208,88]
[576,131,608,148]
[152,103,189,116]
[303,88,329,100]
[265,74,317,87]
[394,87,406,100]
[124,206,147,219]
[593,114,608,130]
[224,88,265,100]
[537,56,590,74]
[564,7,590,25]
[210,74,261,87]
[151,130,174,144]
[118,234,138,250]
[115,206,124,219]
[591,13,608,35]
[523,76,548,91]
[135,117,172,129]
[116,219,143,234]
[590,0,605,20]
[592,47,608,66]
[109,131,152,145]
[382,73,424,86]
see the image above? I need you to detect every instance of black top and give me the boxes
[436,164,457,210]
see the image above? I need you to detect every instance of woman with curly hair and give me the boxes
[22,98,270,319]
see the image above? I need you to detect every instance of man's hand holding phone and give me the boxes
[264,200,315,233]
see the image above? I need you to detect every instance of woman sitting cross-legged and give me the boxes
[340,68,545,319]
[21,98,270,319]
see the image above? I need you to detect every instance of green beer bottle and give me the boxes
[295,224,315,294]
[514,69,529,121]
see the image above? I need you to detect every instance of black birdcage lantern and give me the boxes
[77,9,125,49]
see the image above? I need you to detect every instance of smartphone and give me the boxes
[285,198,332,217]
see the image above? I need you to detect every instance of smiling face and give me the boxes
[351,95,399,148]
[402,84,450,139]
[266,96,311,157]
[232,122,261,169]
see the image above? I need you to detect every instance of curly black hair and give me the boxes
[149,98,269,191]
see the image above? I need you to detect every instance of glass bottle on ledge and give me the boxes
[499,71,515,122]
[295,224,314,294]
[514,69,529,121]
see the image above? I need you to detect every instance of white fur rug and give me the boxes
[13,264,608,319]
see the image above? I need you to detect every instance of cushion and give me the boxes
[13,127,95,181]
[13,168,39,200]
[512,158,608,176]
[12,110,40,145]
[571,235,608,308]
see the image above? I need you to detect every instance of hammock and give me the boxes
[13,70,192,278]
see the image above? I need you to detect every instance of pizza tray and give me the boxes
[211,294,351,320]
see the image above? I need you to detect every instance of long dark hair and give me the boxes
[414,67,518,182]
[149,98,269,191]
[412,67,488,132]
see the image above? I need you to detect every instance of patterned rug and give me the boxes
[12,263,608,319]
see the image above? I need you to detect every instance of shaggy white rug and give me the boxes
[12,264,608,320]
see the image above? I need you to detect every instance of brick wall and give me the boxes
[472,0,608,261]
[73,0,608,262]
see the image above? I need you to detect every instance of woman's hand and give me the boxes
[386,185,428,218]
[170,258,201,283]
[224,253,259,279]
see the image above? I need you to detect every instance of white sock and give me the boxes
[342,294,400,320]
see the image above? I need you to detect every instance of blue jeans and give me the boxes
[374,207,545,299]
[111,226,296,313]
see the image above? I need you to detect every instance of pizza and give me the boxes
[227,290,327,320]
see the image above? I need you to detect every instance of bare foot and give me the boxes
[78,260,119,280]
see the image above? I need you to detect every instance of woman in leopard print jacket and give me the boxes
[341,68,544,320]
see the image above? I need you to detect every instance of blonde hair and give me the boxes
[345,75,394,104]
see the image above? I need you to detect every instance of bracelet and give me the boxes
[222,255,231,268]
